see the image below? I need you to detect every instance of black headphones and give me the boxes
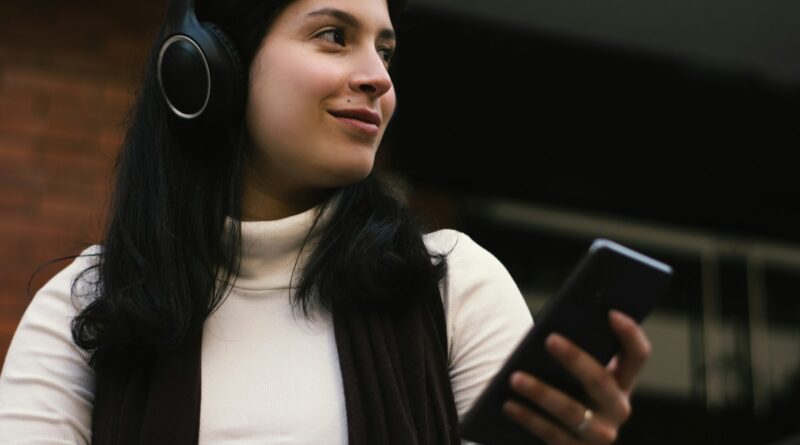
[157,0,246,122]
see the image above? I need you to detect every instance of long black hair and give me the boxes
[70,0,448,364]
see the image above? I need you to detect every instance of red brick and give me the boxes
[0,0,165,368]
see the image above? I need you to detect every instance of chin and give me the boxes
[321,159,375,188]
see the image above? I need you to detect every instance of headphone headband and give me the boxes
[164,0,195,33]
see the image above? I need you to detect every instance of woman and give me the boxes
[0,0,651,444]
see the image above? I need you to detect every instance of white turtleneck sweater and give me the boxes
[0,205,533,445]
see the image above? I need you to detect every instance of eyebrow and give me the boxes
[306,7,396,41]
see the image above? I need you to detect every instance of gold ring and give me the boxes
[573,408,593,434]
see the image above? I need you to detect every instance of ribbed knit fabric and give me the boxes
[0,205,533,444]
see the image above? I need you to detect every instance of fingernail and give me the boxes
[509,372,525,389]
[610,309,631,324]
[546,333,567,352]
[503,400,521,416]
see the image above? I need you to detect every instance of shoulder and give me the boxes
[422,228,532,345]
[47,245,103,292]
[423,229,520,297]
[28,245,103,318]
[4,244,103,367]
[423,229,504,274]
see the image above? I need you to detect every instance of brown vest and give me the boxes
[89,287,460,445]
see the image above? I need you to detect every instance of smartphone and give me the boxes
[458,239,673,445]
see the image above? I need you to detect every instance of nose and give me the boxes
[348,49,393,98]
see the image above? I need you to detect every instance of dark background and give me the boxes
[387,4,799,445]
[391,5,799,245]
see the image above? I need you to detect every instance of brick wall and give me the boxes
[0,0,162,364]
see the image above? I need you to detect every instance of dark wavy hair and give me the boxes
[69,0,448,364]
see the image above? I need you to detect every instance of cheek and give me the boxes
[246,49,343,144]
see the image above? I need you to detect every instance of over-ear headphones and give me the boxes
[157,0,246,122]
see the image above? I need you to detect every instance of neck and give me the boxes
[241,166,333,221]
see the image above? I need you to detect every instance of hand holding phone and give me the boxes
[458,239,672,445]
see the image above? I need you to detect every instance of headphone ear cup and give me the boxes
[203,22,247,109]
[158,20,247,122]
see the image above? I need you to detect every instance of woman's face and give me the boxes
[244,0,397,199]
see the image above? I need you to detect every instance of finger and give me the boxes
[508,372,620,445]
[546,333,631,423]
[502,400,583,445]
[508,372,587,433]
[609,310,652,393]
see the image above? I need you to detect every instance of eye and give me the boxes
[315,27,395,66]
[315,27,346,46]
[378,46,395,64]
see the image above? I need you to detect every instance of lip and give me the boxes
[330,114,380,137]
[327,108,382,127]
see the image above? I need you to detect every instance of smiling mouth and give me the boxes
[329,112,380,137]
[327,108,382,126]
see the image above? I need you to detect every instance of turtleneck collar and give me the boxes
[224,195,338,290]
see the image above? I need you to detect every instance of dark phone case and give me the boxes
[458,239,673,445]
